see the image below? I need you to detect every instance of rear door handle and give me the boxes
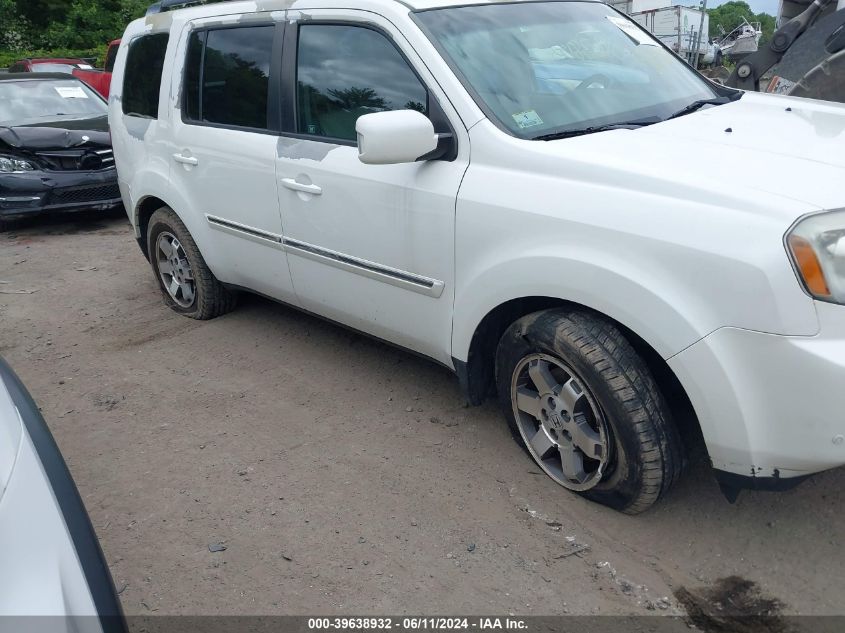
[281,178,322,196]
[173,153,199,166]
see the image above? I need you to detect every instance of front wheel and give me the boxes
[495,309,684,514]
[146,207,237,320]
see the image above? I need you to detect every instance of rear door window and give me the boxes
[183,25,274,130]
[104,44,119,73]
[122,33,169,119]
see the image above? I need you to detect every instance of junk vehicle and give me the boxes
[0,73,121,230]
[7,57,94,74]
[111,0,845,513]
[72,40,122,99]
[717,18,763,61]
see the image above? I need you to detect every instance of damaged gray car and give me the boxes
[0,73,122,230]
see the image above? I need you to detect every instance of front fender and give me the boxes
[452,250,704,363]
[451,129,821,363]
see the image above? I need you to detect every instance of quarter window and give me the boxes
[184,32,203,122]
[296,25,428,141]
[122,33,169,119]
[104,44,119,73]
[183,25,274,130]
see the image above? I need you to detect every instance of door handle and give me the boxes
[173,153,199,166]
[281,178,322,196]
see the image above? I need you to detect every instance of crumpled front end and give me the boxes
[1,170,122,219]
[0,124,121,220]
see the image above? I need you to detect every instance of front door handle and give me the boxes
[281,178,322,196]
[173,153,199,166]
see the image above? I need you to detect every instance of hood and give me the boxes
[0,116,110,151]
[526,92,845,219]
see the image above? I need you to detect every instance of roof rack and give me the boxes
[146,0,233,15]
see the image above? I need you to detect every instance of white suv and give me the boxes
[110,0,845,513]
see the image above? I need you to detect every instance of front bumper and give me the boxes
[668,301,845,483]
[0,168,121,219]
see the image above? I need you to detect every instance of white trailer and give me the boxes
[630,6,714,64]
[608,0,671,14]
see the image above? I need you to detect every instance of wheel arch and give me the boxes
[134,195,169,259]
[133,184,206,262]
[454,295,705,456]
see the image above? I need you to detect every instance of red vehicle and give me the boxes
[7,58,93,74]
[71,39,121,99]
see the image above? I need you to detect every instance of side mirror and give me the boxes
[356,110,439,165]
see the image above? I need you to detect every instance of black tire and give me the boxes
[146,206,237,320]
[495,308,684,514]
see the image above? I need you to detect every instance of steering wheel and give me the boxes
[575,73,617,90]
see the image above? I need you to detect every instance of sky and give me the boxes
[702,0,779,15]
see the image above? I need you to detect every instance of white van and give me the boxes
[109,0,845,513]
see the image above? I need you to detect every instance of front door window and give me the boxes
[296,24,429,141]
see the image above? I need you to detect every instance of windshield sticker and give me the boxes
[55,86,88,99]
[512,110,544,129]
[78,64,94,70]
[606,16,659,46]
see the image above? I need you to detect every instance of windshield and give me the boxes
[415,1,719,139]
[0,79,106,125]
[30,62,91,73]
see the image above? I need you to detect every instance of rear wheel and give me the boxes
[495,308,684,513]
[146,207,237,319]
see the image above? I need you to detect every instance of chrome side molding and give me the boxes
[205,214,283,248]
[205,214,445,298]
[283,237,445,298]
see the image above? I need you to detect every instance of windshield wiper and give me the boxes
[533,119,658,141]
[666,94,740,120]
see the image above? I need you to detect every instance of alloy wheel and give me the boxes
[156,231,195,308]
[510,353,610,491]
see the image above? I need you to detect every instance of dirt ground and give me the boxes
[1,211,843,620]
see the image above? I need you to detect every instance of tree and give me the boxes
[404,100,426,113]
[707,0,776,45]
[756,12,776,45]
[0,0,30,51]
[2,0,150,51]
[327,87,387,110]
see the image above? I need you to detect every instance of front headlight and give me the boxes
[0,155,36,173]
[786,209,845,305]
